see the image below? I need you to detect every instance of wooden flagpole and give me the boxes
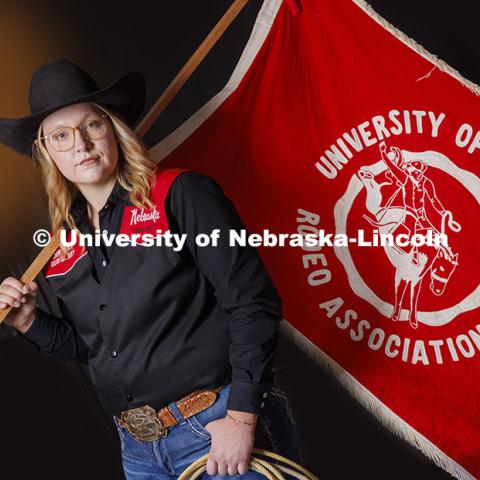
[0,0,250,324]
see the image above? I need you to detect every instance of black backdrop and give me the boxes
[1,1,478,478]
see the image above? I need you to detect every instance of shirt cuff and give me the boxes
[18,309,54,348]
[226,380,273,414]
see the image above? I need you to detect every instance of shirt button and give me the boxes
[262,392,268,398]
[126,395,133,403]
[111,350,117,358]
[102,260,107,267]
[99,304,107,311]
[260,402,265,408]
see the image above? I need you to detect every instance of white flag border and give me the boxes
[150,1,476,479]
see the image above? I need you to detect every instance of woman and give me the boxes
[0,59,302,478]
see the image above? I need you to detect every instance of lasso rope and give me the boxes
[441,210,461,235]
[178,448,319,480]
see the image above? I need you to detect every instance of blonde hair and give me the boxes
[32,103,157,254]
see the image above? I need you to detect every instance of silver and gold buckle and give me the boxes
[119,405,168,442]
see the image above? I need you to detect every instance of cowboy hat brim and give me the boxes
[0,71,145,157]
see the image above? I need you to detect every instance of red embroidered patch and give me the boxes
[118,167,187,243]
[43,231,87,278]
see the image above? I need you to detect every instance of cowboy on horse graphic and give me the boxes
[379,142,451,240]
[358,143,461,329]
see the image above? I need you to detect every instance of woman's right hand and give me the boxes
[0,278,39,333]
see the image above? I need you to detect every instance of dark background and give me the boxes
[0,0,478,478]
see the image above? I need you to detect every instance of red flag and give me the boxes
[151,1,480,477]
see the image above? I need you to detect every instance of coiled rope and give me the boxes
[178,448,319,480]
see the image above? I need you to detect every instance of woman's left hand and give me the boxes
[205,410,258,476]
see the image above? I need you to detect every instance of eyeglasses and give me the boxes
[38,113,109,152]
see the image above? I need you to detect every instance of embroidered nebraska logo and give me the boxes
[129,207,160,225]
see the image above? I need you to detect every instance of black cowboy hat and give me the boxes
[0,58,146,157]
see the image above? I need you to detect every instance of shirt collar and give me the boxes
[70,180,129,225]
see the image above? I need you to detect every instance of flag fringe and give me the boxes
[279,320,475,480]
[352,0,480,97]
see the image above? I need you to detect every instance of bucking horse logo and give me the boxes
[357,143,462,329]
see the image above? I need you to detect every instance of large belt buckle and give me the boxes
[120,405,167,442]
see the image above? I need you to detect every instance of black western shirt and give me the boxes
[21,170,282,416]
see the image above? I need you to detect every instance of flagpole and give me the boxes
[136,0,250,138]
[0,0,251,325]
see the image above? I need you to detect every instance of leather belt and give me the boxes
[116,385,224,442]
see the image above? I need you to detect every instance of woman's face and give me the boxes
[41,102,119,188]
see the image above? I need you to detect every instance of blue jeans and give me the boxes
[113,382,302,479]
